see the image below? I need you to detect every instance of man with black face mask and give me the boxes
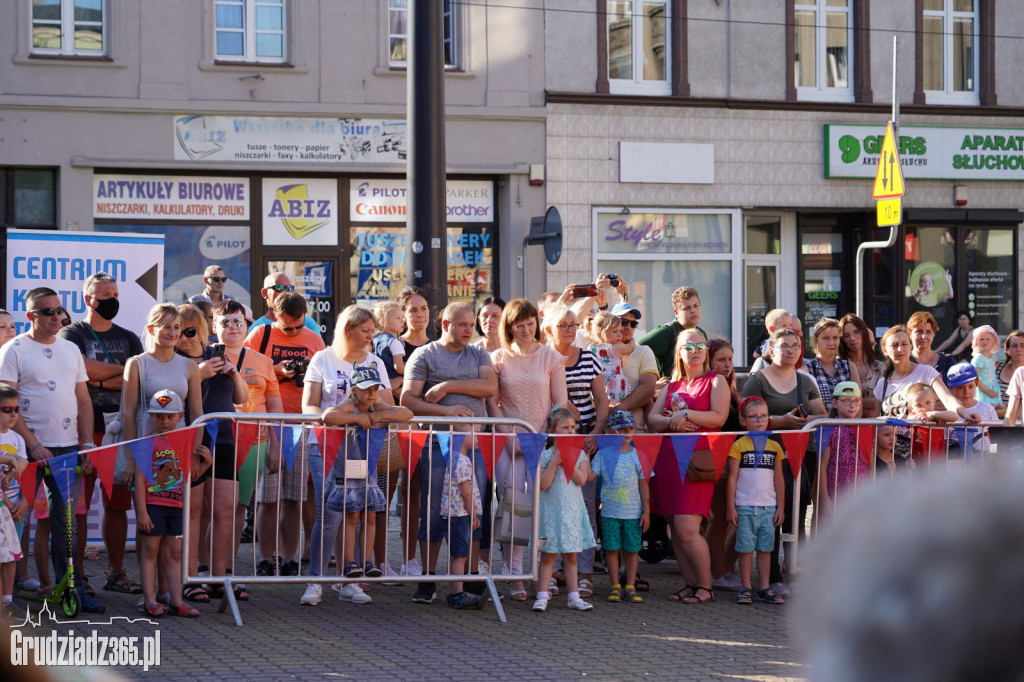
[59,272,144,595]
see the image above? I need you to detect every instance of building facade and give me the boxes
[545,0,1024,362]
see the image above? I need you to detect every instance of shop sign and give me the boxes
[93,175,249,220]
[349,179,494,223]
[173,115,405,164]
[596,212,732,254]
[261,178,338,246]
[825,124,1024,181]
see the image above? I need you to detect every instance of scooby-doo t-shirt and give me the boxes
[146,435,184,508]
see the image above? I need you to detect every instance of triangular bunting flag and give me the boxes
[779,431,811,474]
[436,432,468,468]
[48,451,79,502]
[165,426,200,483]
[556,435,586,483]
[233,422,263,470]
[357,428,390,477]
[594,435,624,456]
[599,448,622,486]
[516,433,547,483]
[314,426,345,478]
[128,436,157,486]
[885,417,911,427]
[748,431,771,469]
[669,434,698,485]
[704,433,738,479]
[280,425,301,471]
[853,425,877,464]
[914,425,947,461]
[815,425,836,460]
[476,432,508,481]
[632,434,663,480]
[204,419,220,448]
[88,443,119,494]
[393,429,428,475]
[18,461,39,511]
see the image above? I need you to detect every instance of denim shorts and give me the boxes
[445,514,482,558]
[734,505,776,554]
[325,478,387,514]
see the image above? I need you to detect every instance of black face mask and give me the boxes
[93,297,119,321]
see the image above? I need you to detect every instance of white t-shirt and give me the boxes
[306,349,389,412]
[873,363,940,418]
[0,334,89,448]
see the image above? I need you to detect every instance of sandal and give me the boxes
[547,577,560,596]
[183,586,210,603]
[624,587,644,603]
[578,578,594,598]
[139,601,167,617]
[737,588,753,605]
[553,570,566,587]
[343,561,364,578]
[233,587,249,601]
[757,588,784,605]
[509,583,528,601]
[103,570,143,595]
[364,562,383,578]
[621,572,650,592]
[667,585,694,602]
[170,603,200,618]
[607,586,622,602]
[673,586,715,604]
[80,575,96,597]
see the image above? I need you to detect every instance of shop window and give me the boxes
[904,226,956,331]
[31,0,106,56]
[922,0,979,104]
[746,216,781,255]
[962,228,1013,335]
[794,0,854,102]
[388,0,459,69]
[1,168,58,227]
[607,0,670,95]
[215,0,287,63]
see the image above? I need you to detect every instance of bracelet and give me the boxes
[82,442,96,449]
[28,443,42,455]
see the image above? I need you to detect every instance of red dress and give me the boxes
[650,372,718,518]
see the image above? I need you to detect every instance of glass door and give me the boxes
[261,255,340,345]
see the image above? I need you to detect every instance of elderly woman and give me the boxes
[647,329,730,604]
[487,299,568,600]
[907,311,956,385]
[473,297,505,353]
[806,318,862,414]
[838,313,884,418]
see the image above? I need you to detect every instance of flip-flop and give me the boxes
[183,586,210,603]
[170,603,201,618]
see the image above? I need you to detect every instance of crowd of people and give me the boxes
[0,267,1019,623]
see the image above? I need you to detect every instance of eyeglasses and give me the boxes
[218,319,246,329]
[744,414,769,422]
[682,343,707,353]
[0,406,19,414]
[208,276,228,283]
[836,396,863,403]
[29,307,66,317]
[181,327,199,338]
[773,344,801,352]
[557,323,579,332]
[280,322,305,332]
[619,319,639,329]
[268,284,295,292]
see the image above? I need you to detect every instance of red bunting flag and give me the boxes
[87,443,120,494]
[779,431,811,474]
[18,461,39,511]
[631,434,663,480]
[165,426,200,482]
[233,422,263,470]
[913,425,947,462]
[704,433,738,479]
[476,432,508,481]
[314,426,346,476]
[555,435,586,483]
[854,425,877,464]
[393,429,428,475]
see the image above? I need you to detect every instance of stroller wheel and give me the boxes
[61,588,80,619]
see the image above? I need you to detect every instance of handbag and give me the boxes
[492,484,533,546]
[686,449,718,482]
[380,431,406,475]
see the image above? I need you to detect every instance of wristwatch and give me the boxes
[682,409,689,421]
[82,442,96,449]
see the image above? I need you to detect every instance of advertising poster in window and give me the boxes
[964,229,1015,335]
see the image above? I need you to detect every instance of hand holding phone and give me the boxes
[571,284,599,298]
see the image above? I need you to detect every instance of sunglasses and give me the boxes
[683,342,707,352]
[30,307,66,317]
[619,319,639,329]
[208,276,228,283]
[0,406,19,414]
[181,327,199,338]
[218,319,246,329]
[268,284,295,292]
[281,323,305,332]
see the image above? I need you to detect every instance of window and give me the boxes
[388,0,458,69]
[215,0,287,63]
[923,0,978,104]
[607,1,670,95]
[1,168,58,228]
[793,0,853,102]
[31,0,106,56]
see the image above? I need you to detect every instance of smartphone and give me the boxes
[212,343,226,360]
[571,284,599,298]
[794,404,807,418]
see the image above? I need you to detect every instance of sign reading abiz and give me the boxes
[261,178,338,246]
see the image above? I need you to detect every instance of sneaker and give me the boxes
[240,525,254,544]
[279,560,299,577]
[3,601,27,622]
[532,597,548,612]
[20,578,40,592]
[77,588,106,615]
[446,591,483,610]
[712,571,742,591]
[300,584,322,606]
[256,558,278,576]
[412,581,436,604]
[403,558,423,577]
[567,597,594,611]
[338,583,372,604]
[380,561,401,586]
[477,559,490,575]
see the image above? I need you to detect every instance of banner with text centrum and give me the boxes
[5,230,164,335]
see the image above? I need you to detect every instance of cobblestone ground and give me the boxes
[8,524,805,681]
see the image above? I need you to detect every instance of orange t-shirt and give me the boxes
[228,348,281,414]
[243,325,325,413]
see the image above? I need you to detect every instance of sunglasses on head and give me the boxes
[181,327,199,338]
[683,342,707,352]
[618,318,639,329]
[30,307,66,317]
[208,276,227,283]
[268,284,295,292]
[0,406,19,414]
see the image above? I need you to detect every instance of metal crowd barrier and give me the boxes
[183,413,540,626]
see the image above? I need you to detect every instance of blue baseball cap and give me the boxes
[351,365,387,389]
[609,302,641,320]
[606,409,636,431]
[947,362,978,387]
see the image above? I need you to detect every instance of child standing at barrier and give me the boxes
[816,382,868,514]
[946,363,997,456]
[302,366,412,607]
[372,301,406,401]
[590,410,648,604]
[442,435,484,610]
[873,424,909,473]
[726,397,785,605]
[534,407,595,612]
[133,390,211,618]
[906,382,956,461]
[970,325,1002,408]
[588,312,634,404]
[0,384,28,621]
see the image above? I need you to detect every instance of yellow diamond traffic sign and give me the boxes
[873,122,905,199]
[877,197,902,227]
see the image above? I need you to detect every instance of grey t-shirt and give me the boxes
[406,341,493,418]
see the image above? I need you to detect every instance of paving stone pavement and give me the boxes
[9,546,806,681]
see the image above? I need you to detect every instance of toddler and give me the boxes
[132,390,211,618]
[0,384,28,621]
[441,434,483,610]
[372,301,407,401]
[588,311,634,403]
[970,325,1001,408]
[590,410,649,604]
[816,382,868,514]
[534,407,595,612]
[752,309,792,362]
[946,362,997,456]
[905,382,956,461]
[726,397,786,605]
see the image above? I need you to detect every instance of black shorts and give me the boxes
[193,442,236,485]
[138,504,183,537]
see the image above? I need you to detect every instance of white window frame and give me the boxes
[794,0,854,103]
[30,0,107,56]
[923,0,979,105]
[742,212,798,363]
[387,0,460,70]
[607,0,671,96]
[214,0,288,64]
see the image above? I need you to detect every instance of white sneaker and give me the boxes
[338,583,372,604]
[567,597,594,611]
[21,578,41,592]
[712,571,743,591]
[477,559,490,575]
[403,558,423,577]
[300,583,322,606]
[381,561,401,586]
[532,597,548,612]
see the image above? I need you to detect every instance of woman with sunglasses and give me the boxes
[741,328,827,597]
[648,329,730,604]
[176,303,248,601]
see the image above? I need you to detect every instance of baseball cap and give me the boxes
[947,362,979,387]
[609,301,641,320]
[148,389,184,414]
[833,381,862,398]
[606,409,636,431]
[351,365,387,390]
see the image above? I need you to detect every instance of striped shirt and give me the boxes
[565,349,602,433]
